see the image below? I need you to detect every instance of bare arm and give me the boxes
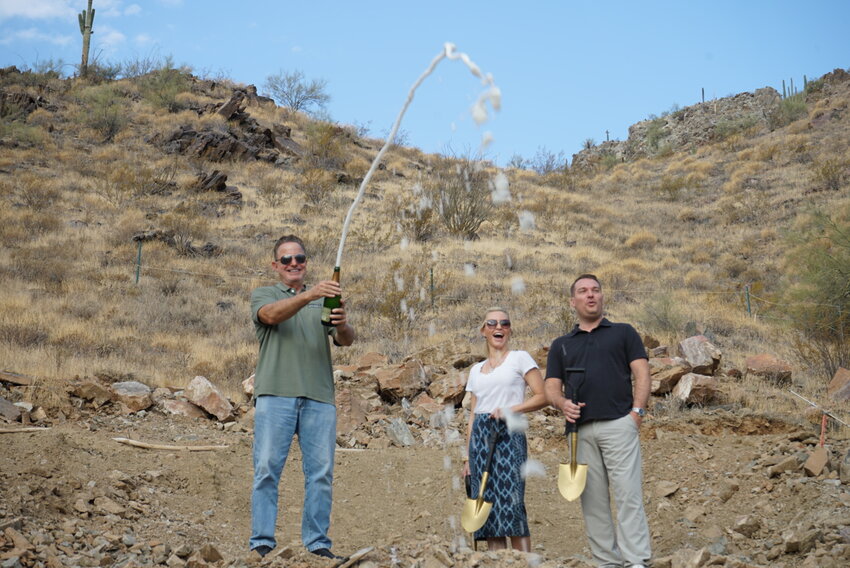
[258,279,342,325]
[630,357,651,425]
[510,368,547,414]
[463,392,477,476]
[332,299,356,346]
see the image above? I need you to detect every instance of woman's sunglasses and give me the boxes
[484,319,511,328]
[277,254,307,265]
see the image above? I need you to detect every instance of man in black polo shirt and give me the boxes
[545,274,652,568]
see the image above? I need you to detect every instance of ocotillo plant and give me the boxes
[78,0,95,78]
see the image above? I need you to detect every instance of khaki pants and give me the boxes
[578,414,652,567]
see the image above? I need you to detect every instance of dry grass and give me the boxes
[1,69,849,417]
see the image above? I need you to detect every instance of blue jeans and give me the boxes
[250,396,336,552]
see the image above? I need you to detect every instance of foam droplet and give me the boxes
[511,277,526,295]
[518,210,536,230]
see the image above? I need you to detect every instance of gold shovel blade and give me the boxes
[461,497,493,532]
[461,472,493,532]
[558,462,587,501]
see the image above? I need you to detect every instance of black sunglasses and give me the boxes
[484,319,511,328]
[277,254,307,265]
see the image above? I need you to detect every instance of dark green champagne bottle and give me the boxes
[321,266,341,326]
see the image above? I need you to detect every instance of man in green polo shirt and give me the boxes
[248,234,355,560]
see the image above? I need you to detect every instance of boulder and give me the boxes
[827,367,850,402]
[803,446,831,477]
[335,388,367,436]
[356,352,389,370]
[385,417,416,447]
[73,380,113,408]
[649,357,691,395]
[185,376,233,421]
[110,381,153,413]
[745,354,793,385]
[242,374,255,397]
[677,336,721,375]
[159,399,208,420]
[427,370,467,406]
[374,360,429,403]
[671,373,721,406]
[733,515,761,538]
[0,396,21,422]
[840,448,850,484]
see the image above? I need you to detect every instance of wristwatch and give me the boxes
[631,407,646,417]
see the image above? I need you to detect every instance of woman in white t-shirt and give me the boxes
[463,307,547,552]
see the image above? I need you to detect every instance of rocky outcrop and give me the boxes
[572,87,782,168]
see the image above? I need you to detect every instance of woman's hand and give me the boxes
[462,460,470,477]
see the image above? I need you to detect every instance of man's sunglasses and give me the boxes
[277,254,307,265]
[484,319,511,328]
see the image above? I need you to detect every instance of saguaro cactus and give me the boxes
[78,0,95,78]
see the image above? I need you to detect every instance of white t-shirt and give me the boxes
[466,350,539,415]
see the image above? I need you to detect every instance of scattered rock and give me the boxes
[745,354,793,386]
[184,376,233,422]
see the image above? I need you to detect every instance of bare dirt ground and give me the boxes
[3,392,850,568]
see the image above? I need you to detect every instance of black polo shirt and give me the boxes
[546,318,647,424]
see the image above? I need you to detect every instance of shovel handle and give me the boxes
[563,367,585,436]
[483,429,499,474]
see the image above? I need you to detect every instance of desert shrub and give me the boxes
[507,154,528,170]
[425,155,494,239]
[302,122,347,171]
[635,292,686,341]
[767,94,808,130]
[11,246,69,291]
[714,115,760,140]
[645,118,668,151]
[655,175,688,200]
[296,168,336,204]
[599,153,620,170]
[389,183,437,242]
[120,53,167,79]
[529,146,568,175]
[365,257,435,342]
[783,204,850,379]
[78,84,129,142]
[810,156,849,191]
[676,207,698,223]
[263,70,330,116]
[0,322,49,348]
[84,59,122,83]
[138,64,192,112]
[7,173,60,208]
[94,163,150,205]
[625,230,658,250]
[0,120,49,147]
[683,268,712,290]
[717,253,749,280]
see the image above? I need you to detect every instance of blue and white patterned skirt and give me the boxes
[468,414,529,539]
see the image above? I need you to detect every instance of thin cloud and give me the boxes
[0,26,73,46]
[95,26,126,51]
[133,33,153,46]
[0,0,75,20]
[124,4,141,16]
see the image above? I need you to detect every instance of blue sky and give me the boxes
[1,0,848,166]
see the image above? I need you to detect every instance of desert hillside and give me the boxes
[1,62,850,567]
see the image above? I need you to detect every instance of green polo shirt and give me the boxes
[251,283,337,404]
